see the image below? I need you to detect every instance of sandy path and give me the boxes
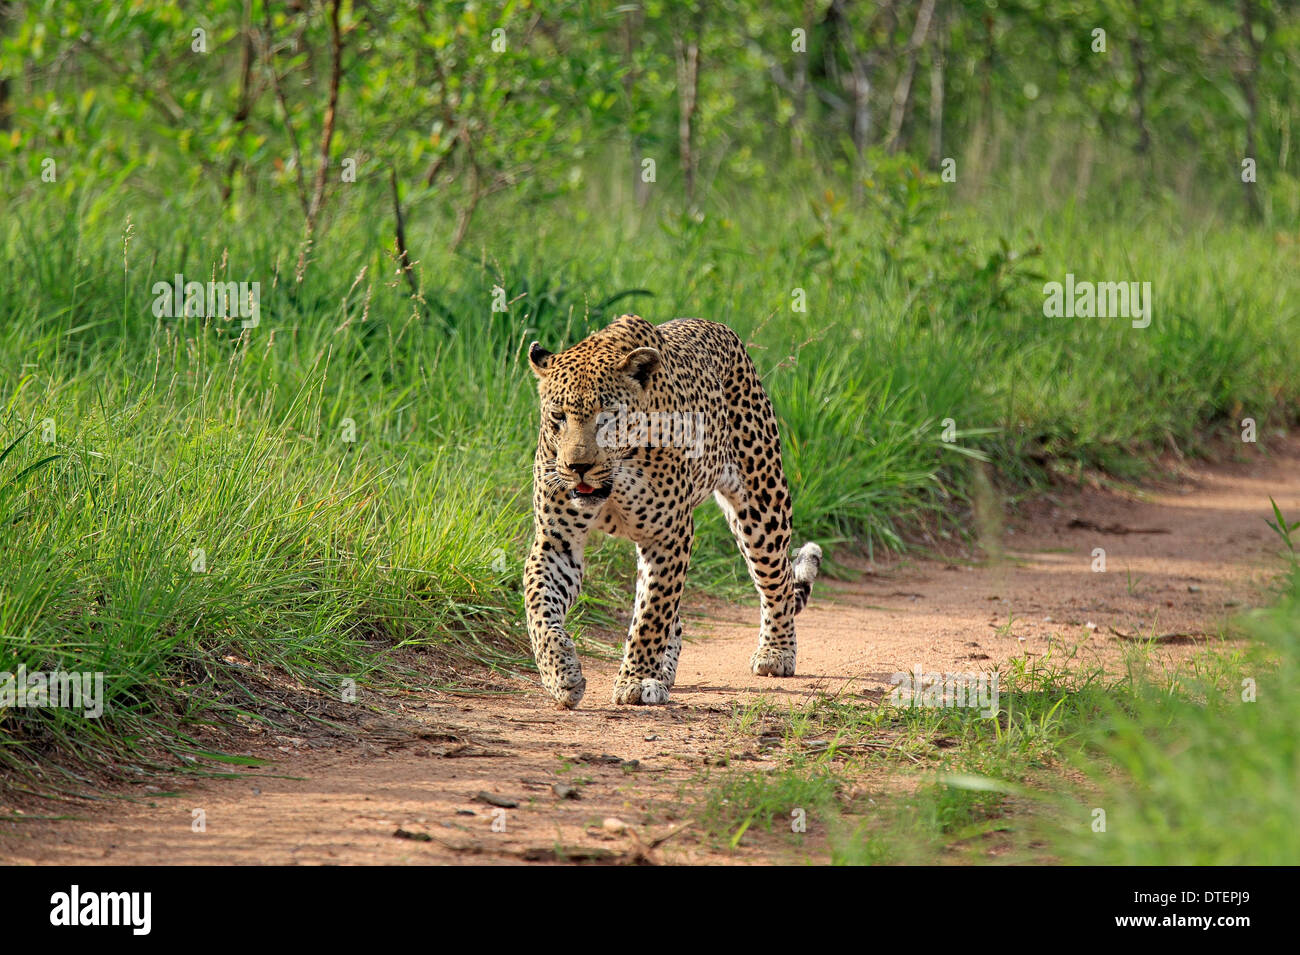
[2,441,1297,865]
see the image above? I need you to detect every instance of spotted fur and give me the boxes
[524,314,822,708]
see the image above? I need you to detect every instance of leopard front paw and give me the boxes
[750,647,796,677]
[550,674,587,709]
[539,658,586,709]
[612,677,670,705]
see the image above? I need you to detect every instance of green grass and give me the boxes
[689,510,1300,865]
[1,152,1298,797]
[691,660,1114,863]
[1050,518,1300,865]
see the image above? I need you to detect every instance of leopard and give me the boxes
[524,313,822,709]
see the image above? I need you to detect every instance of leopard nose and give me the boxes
[570,462,593,479]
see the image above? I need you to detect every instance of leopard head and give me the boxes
[528,316,661,502]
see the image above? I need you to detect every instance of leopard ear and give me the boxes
[528,341,552,378]
[619,347,660,387]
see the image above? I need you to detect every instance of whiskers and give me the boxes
[536,457,626,495]
[537,461,568,493]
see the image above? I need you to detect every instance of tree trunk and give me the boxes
[885,0,937,154]
[305,0,345,236]
[673,15,701,206]
[1238,0,1264,219]
[829,0,876,195]
[0,1,18,131]
[1129,0,1151,156]
[850,61,869,178]
[927,2,946,169]
[791,0,814,158]
[220,0,256,205]
[622,5,649,206]
[981,11,995,128]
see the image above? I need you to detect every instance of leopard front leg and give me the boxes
[658,615,682,689]
[524,523,591,709]
[613,518,693,705]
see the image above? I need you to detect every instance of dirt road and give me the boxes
[2,441,1297,864]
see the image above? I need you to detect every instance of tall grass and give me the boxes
[1,151,1297,791]
[1052,509,1300,864]
[696,509,1300,865]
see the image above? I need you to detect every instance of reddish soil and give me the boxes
[1,440,1296,865]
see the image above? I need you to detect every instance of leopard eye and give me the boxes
[549,410,566,428]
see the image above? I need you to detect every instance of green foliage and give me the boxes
[6,1,1299,225]
[1054,550,1300,865]
[702,536,1300,865]
[1,0,1298,808]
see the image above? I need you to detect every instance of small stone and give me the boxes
[474,791,518,808]
[577,753,624,766]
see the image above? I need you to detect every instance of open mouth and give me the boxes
[570,482,611,502]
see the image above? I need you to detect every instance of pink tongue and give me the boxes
[576,482,595,494]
